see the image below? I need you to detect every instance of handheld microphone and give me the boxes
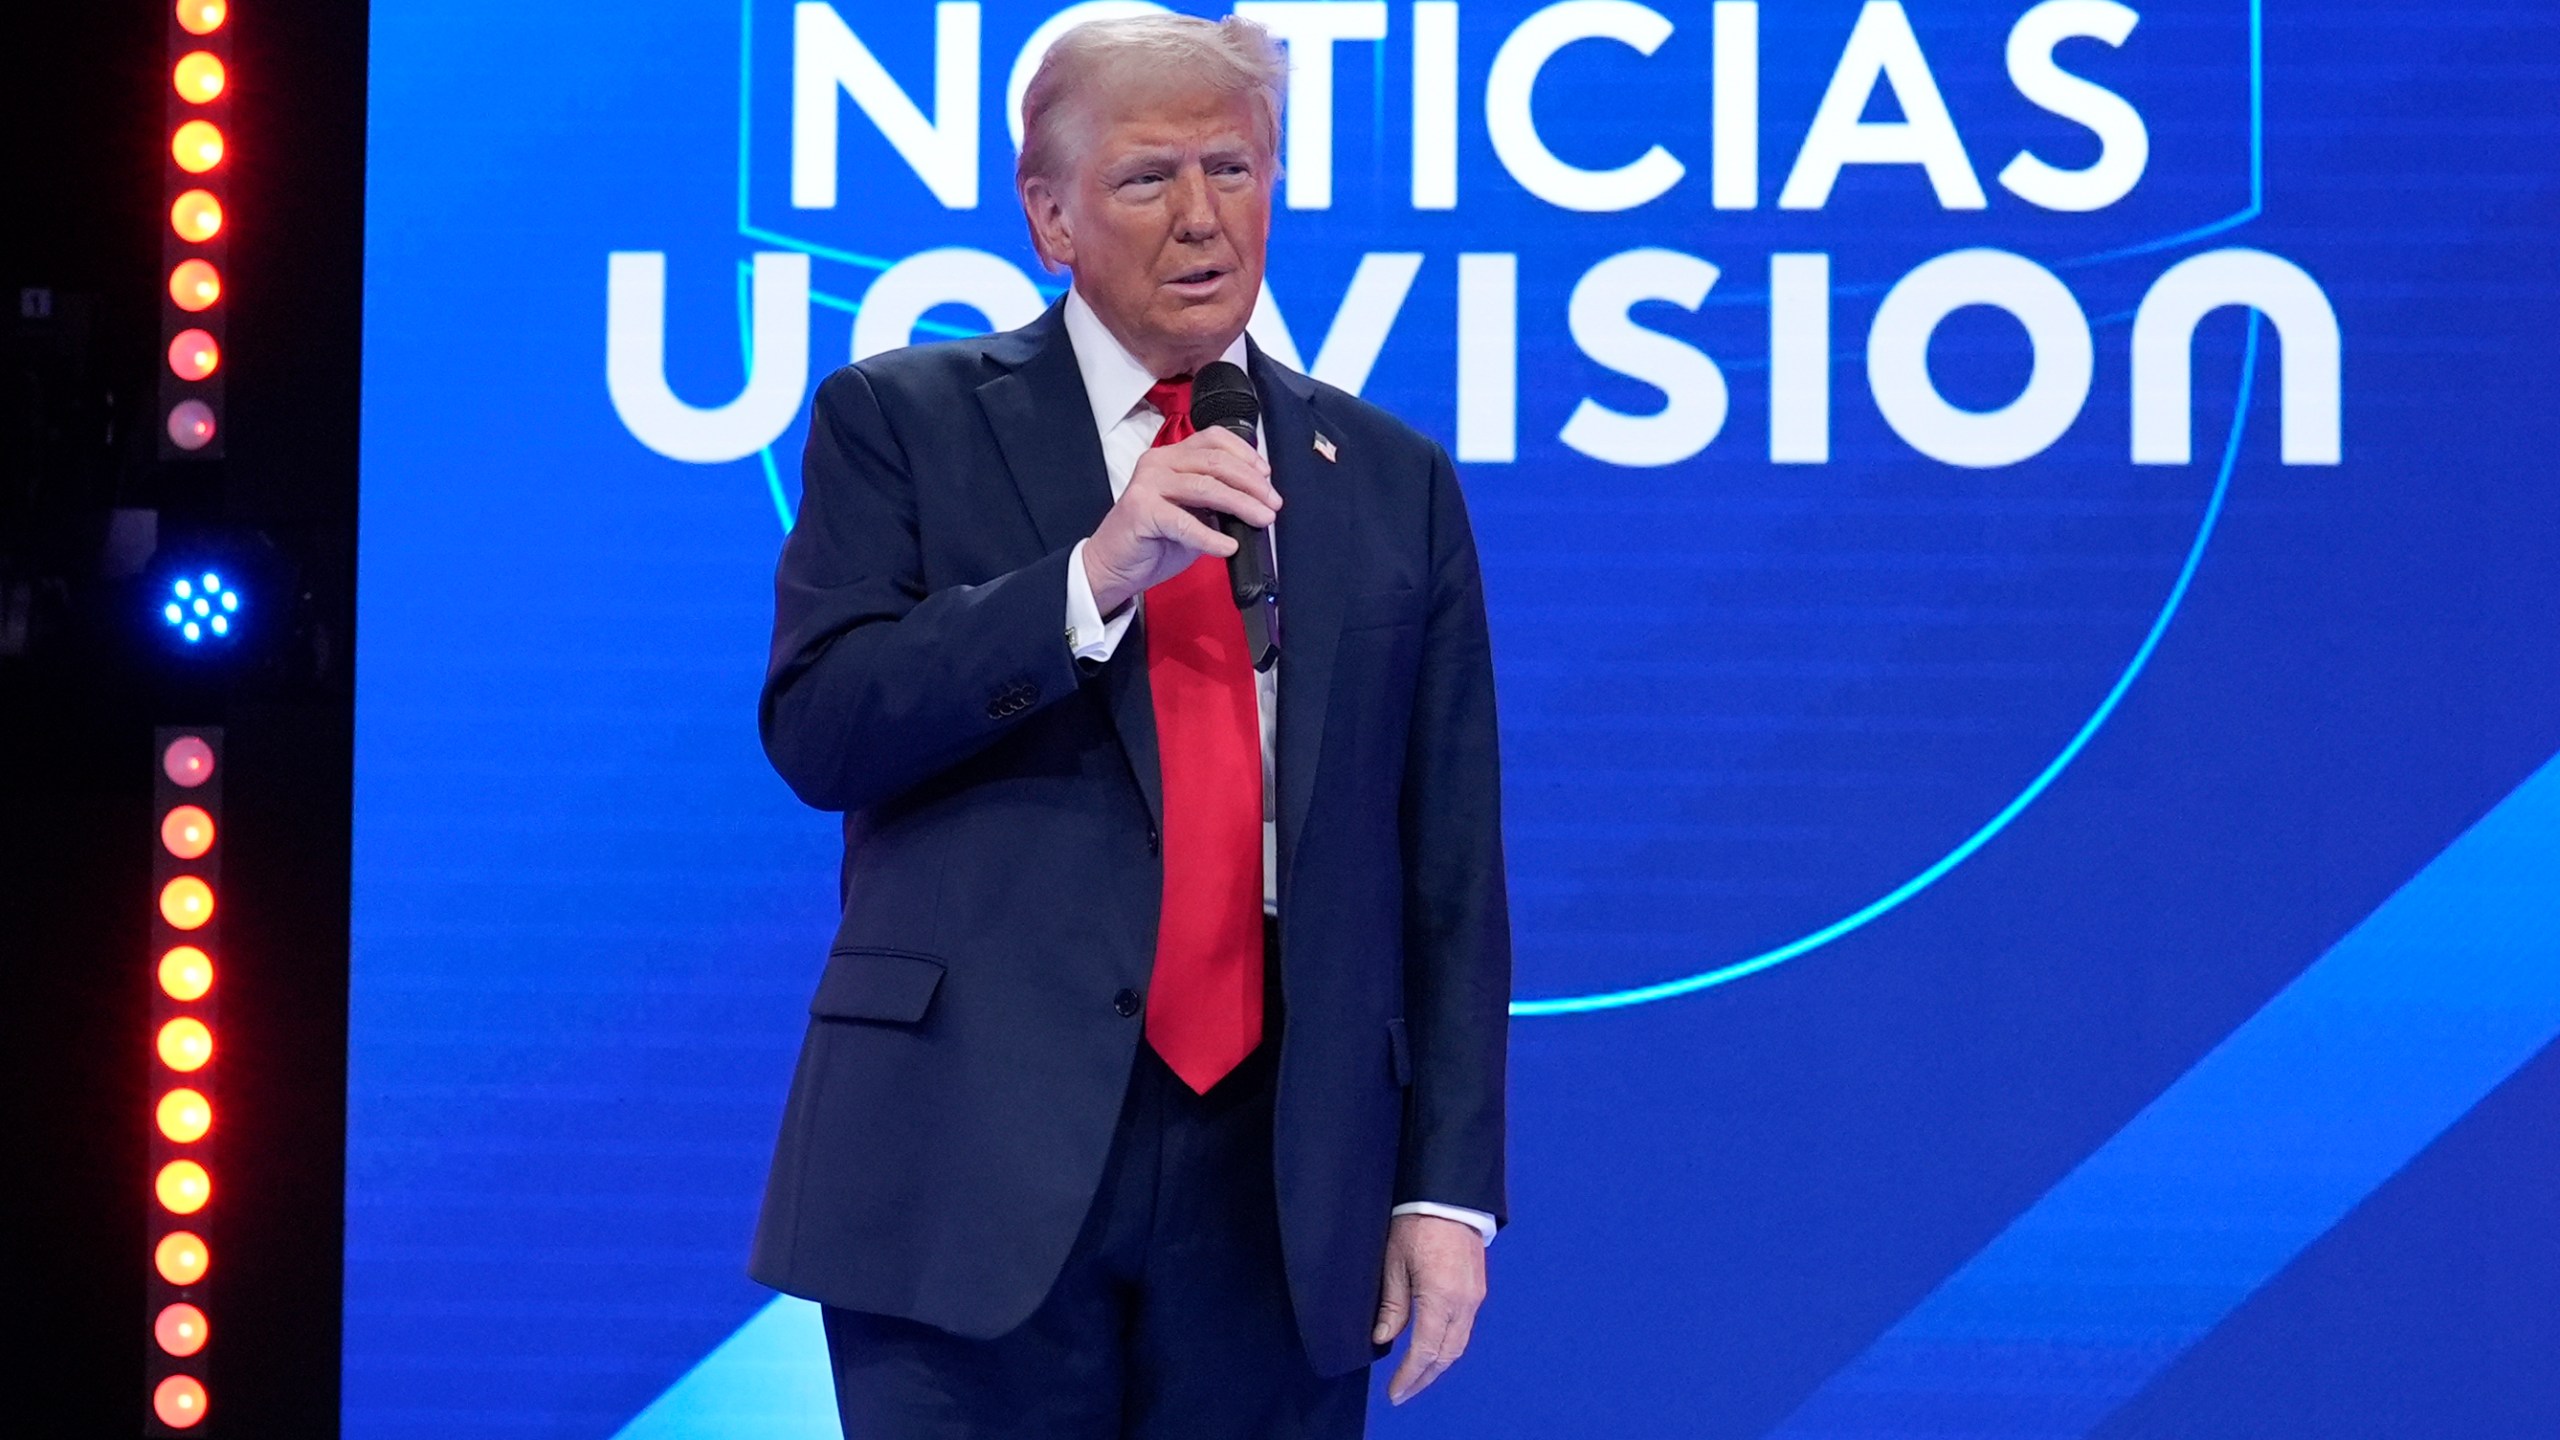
[1189,360,1280,671]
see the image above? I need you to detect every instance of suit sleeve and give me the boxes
[760,364,1085,814]
[1394,441,1513,1228]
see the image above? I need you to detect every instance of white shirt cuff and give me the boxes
[1391,1201,1497,1246]
[1064,539,1136,662]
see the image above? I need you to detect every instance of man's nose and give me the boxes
[1169,167,1218,242]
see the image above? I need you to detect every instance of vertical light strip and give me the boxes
[161,0,232,460]
[149,727,223,1434]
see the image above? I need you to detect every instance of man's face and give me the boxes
[1027,85,1273,378]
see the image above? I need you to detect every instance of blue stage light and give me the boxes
[158,569,243,647]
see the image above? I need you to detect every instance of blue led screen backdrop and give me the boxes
[349,3,2560,1436]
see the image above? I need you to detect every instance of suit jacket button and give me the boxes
[1113,988,1142,1018]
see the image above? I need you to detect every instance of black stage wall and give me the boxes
[3,2,368,1432]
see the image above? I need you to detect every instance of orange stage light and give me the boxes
[160,875,216,929]
[160,946,215,1001]
[174,50,226,102]
[175,52,226,103]
[156,1303,211,1357]
[157,1159,212,1215]
[155,1230,211,1285]
[169,259,222,313]
[163,736,216,786]
[159,1088,214,1144]
[178,0,228,37]
[162,805,217,859]
[153,1374,209,1429]
[171,189,223,242]
[158,1017,214,1072]
[172,119,225,174]
[169,329,222,382]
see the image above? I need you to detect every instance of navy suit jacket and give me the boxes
[747,300,1510,1376]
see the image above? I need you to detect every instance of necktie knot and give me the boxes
[1145,376,1195,445]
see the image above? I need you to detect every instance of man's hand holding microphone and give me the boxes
[1080,423,1280,618]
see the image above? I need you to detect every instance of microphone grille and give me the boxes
[1190,361,1259,430]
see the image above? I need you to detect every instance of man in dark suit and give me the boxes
[748,14,1509,1438]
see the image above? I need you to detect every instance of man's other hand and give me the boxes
[1082,426,1279,615]
[1372,1211,1487,1405]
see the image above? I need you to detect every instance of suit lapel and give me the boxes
[975,302,1114,554]
[1251,342,1350,907]
[974,301,1163,830]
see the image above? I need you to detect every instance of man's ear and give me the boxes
[1020,177,1075,274]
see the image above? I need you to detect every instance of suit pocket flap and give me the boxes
[810,948,946,1024]
[1386,1017,1413,1087]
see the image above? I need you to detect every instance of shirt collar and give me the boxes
[1061,285,1252,437]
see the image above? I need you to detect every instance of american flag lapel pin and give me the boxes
[1313,431,1338,463]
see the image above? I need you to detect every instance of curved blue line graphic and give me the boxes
[1513,312,2264,1016]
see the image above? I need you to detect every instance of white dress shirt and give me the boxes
[1056,289,1495,1247]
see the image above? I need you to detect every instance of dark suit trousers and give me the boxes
[821,921,1370,1440]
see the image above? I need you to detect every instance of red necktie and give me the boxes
[1139,376,1264,1094]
